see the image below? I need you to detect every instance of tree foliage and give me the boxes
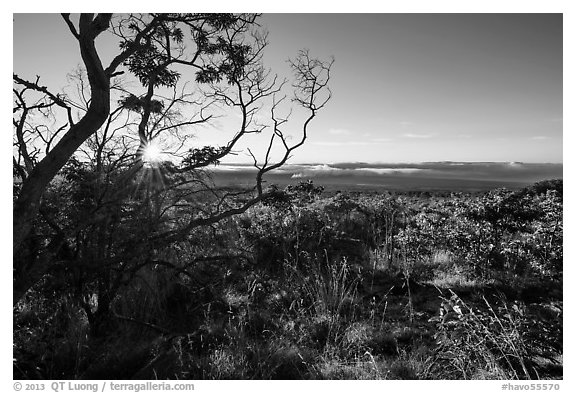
[13,13,333,308]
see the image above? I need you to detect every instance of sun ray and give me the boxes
[131,139,169,196]
[142,139,165,168]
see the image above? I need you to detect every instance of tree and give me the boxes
[13,13,333,306]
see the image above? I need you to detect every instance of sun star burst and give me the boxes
[142,140,164,167]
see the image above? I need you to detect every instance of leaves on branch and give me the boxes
[123,44,180,87]
[194,41,252,85]
[182,146,226,167]
[118,94,165,114]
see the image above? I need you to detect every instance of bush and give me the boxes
[430,291,532,379]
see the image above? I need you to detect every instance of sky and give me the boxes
[260,14,563,164]
[12,13,563,164]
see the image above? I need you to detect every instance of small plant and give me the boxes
[430,291,531,379]
[285,255,360,350]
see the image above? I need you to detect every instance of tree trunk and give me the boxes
[13,14,112,305]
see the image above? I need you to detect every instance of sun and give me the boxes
[142,139,164,167]
[136,139,168,191]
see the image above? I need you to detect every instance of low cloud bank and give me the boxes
[209,162,562,190]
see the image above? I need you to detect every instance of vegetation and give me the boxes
[13,176,562,379]
[13,13,332,305]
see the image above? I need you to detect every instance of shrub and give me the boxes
[430,291,532,379]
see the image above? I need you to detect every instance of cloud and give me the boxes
[210,162,563,188]
[211,164,258,172]
[288,164,342,178]
[403,133,434,139]
[286,164,426,179]
[356,167,425,174]
[306,164,337,171]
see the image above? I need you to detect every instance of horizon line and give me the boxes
[217,160,564,166]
